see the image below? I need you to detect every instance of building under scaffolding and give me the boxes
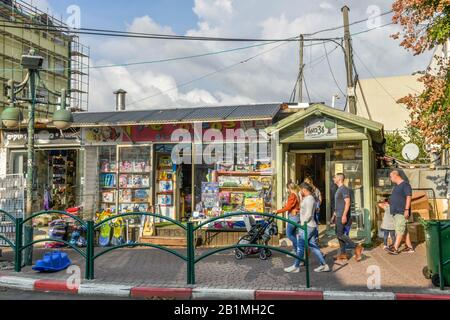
[0,0,89,118]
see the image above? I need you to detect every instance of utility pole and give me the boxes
[341,6,356,114]
[297,34,304,103]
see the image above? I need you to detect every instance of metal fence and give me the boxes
[0,174,24,247]
[3,211,312,288]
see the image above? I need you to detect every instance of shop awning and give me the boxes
[72,104,281,127]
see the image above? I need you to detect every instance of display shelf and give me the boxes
[119,172,151,174]
[118,186,150,189]
[216,171,272,176]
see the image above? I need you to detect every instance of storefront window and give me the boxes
[118,146,152,214]
[99,146,117,213]
[330,142,364,230]
[194,141,273,219]
[98,146,152,215]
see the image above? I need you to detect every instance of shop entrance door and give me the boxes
[294,151,327,224]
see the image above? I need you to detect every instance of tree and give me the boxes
[391,0,450,151]
[385,128,429,163]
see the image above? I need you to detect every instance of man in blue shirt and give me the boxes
[332,173,363,262]
[387,170,414,255]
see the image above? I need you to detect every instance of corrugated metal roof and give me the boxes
[72,104,281,127]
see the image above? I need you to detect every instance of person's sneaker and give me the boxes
[403,247,415,254]
[383,245,389,251]
[314,264,330,273]
[284,265,300,273]
[387,247,400,255]
[355,244,364,262]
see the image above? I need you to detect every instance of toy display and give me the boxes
[157,194,173,206]
[156,151,175,219]
[99,146,152,216]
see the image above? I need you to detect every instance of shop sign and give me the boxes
[3,130,80,146]
[82,127,123,145]
[304,117,337,140]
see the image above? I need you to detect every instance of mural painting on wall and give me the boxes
[83,127,123,144]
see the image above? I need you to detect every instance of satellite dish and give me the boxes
[402,143,420,161]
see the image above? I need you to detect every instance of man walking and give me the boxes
[387,170,414,255]
[332,173,363,262]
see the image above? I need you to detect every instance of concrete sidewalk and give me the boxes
[0,242,442,294]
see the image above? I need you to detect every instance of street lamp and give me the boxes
[53,89,73,130]
[1,49,73,265]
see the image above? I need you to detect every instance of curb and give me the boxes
[1,275,449,300]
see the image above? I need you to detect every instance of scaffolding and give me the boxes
[70,39,89,112]
[0,0,90,115]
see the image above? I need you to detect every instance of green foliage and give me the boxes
[385,128,429,163]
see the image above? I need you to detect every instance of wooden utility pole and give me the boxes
[297,34,304,103]
[341,6,356,114]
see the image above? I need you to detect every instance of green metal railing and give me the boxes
[1,210,311,288]
[0,209,17,251]
[191,212,310,288]
[90,212,188,280]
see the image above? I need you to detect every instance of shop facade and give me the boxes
[1,103,386,245]
[0,129,84,213]
[79,120,275,224]
[267,104,385,244]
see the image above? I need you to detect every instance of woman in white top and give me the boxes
[284,183,330,273]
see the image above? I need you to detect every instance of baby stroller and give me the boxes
[234,215,278,260]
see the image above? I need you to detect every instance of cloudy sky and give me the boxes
[35,0,432,111]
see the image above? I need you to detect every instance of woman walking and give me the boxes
[304,177,322,224]
[274,183,301,257]
[284,183,329,273]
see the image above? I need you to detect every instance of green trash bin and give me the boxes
[420,219,450,289]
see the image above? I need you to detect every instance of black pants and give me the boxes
[336,217,357,254]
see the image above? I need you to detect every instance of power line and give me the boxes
[0,10,392,42]
[304,10,393,37]
[1,21,339,42]
[0,21,394,75]
[128,41,294,107]
[323,42,347,98]
[352,50,399,104]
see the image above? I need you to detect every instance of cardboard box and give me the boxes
[408,222,425,243]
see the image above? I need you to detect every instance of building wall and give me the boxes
[356,75,423,133]
[0,1,71,118]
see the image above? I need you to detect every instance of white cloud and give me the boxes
[319,2,334,10]
[84,0,432,112]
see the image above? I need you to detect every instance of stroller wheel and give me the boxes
[259,250,268,261]
[265,249,272,257]
[235,249,244,260]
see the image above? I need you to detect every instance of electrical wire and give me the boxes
[128,41,294,107]
[304,10,393,37]
[0,21,394,75]
[1,10,393,42]
[323,42,347,98]
[352,50,399,104]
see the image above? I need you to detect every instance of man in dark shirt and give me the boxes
[332,173,363,261]
[387,170,414,255]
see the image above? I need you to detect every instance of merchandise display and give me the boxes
[155,151,175,219]
[195,157,273,222]
[98,146,152,217]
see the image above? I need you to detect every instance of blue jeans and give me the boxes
[295,227,326,268]
[383,230,396,246]
[286,215,300,253]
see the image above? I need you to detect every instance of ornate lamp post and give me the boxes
[1,50,73,264]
